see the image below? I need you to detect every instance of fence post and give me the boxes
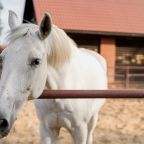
[125,66,129,88]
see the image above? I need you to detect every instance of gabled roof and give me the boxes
[33,0,144,35]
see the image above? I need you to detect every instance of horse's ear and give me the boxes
[39,13,52,40]
[8,10,20,30]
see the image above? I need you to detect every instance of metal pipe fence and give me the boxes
[39,89,144,99]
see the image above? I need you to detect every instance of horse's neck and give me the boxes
[46,63,70,89]
[45,26,79,89]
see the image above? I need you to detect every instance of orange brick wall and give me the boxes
[99,37,116,84]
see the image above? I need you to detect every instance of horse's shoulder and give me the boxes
[79,48,107,72]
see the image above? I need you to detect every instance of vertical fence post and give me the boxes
[125,66,129,88]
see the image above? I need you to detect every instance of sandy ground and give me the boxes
[0,99,144,144]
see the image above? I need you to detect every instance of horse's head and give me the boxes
[0,11,52,138]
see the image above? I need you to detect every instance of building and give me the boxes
[12,0,144,88]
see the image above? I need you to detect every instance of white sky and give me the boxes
[0,0,26,44]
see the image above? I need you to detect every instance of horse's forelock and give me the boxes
[6,24,39,44]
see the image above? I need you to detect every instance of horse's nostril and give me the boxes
[0,119,9,132]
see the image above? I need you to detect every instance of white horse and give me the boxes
[0,11,107,144]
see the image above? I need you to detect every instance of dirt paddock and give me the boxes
[0,99,144,144]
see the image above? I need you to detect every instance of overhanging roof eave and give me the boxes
[65,29,144,38]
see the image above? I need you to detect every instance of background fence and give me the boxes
[109,66,144,89]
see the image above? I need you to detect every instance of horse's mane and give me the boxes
[6,24,77,67]
[47,25,76,66]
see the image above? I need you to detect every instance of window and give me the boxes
[115,37,144,86]
[67,33,100,52]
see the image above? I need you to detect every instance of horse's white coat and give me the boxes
[0,11,107,144]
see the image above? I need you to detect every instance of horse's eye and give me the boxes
[30,58,41,67]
